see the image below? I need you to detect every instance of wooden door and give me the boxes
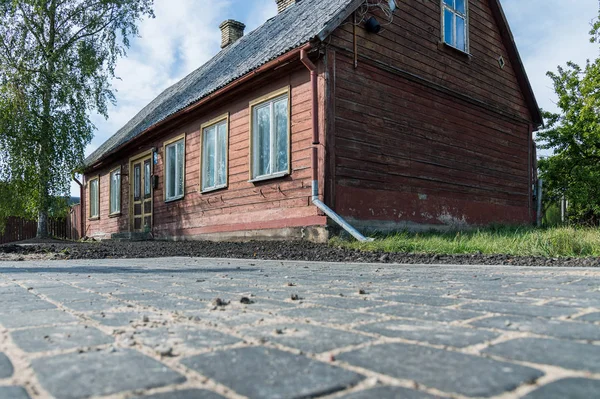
[131,155,153,232]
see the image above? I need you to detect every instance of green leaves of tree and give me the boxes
[538,11,600,225]
[0,0,154,235]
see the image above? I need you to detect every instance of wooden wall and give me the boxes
[84,162,130,239]
[326,0,535,228]
[84,66,327,240]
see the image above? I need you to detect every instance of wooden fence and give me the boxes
[1,206,82,244]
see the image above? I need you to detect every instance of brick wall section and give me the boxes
[219,20,245,49]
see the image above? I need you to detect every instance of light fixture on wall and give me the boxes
[365,16,381,33]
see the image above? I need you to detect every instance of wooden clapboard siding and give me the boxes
[328,0,535,227]
[329,1,532,122]
[84,65,327,239]
[84,161,130,239]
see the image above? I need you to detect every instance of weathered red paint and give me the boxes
[83,1,540,240]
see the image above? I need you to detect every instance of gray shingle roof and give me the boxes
[84,0,359,168]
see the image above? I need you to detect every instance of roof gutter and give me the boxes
[300,45,372,242]
[86,44,315,173]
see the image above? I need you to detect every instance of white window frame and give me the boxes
[163,134,186,202]
[442,0,469,53]
[200,114,229,193]
[109,167,121,216]
[249,87,291,182]
[88,176,100,219]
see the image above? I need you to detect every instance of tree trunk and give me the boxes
[36,0,57,239]
[37,210,48,238]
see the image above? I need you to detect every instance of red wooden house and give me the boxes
[81,0,542,242]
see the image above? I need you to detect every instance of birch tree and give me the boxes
[0,0,154,237]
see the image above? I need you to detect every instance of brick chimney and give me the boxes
[219,19,245,49]
[276,0,297,13]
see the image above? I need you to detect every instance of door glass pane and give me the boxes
[144,161,151,197]
[167,145,176,199]
[444,9,454,46]
[255,104,271,177]
[456,16,466,51]
[274,98,288,173]
[134,165,141,201]
[176,141,184,197]
[455,0,465,14]
[204,126,216,189]
[444,0,453,7]
[217,121,227,186]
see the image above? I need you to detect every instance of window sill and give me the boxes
[88,216,100,221]
[165,195,184,204]
[109,212,122,218]
[201,185,228,194]
[249,172,289,183]
[438,42,472,62]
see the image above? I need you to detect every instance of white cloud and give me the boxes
[503,0,598,113]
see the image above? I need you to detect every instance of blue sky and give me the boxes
[73,0,598,195]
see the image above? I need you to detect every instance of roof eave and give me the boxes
[488,0,544,128]
[317,0,365,42]
[83,42,319,174]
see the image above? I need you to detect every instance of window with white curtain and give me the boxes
[109,168,121,215]
[165,138,185,201]
[89,177,99,218]
[201,117,228,192]
[251,90,289,180]
[442,0,468,52]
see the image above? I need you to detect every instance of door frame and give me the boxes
[129,149,154,233]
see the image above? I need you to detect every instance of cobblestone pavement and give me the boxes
[0,258,599,399]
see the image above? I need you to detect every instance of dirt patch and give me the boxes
[1,239,599,267]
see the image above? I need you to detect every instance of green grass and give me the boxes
[330,226,600,258]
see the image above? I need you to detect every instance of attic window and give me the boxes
[442,0,468,53]
[498,55,506,69]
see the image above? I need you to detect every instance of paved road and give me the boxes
[0,258,599,399]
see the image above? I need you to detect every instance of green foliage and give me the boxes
[330,226,600,258]
[0,0,154,236]
[537,13,600,225]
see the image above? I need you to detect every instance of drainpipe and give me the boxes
[72,173,84,239]
[300,45,373,242]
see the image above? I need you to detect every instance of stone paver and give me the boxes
[240,323,372,353]
[337,343,544,397]
[338,385,441,399]
[0,352,14,378]
[483,337,600,372]
[0,258,598,398]
[141,389,226,399]
[522,378,600,399]
[356,319,499,348]
[11,324,114,352]
[136,325,241,351]
[576,311,600,322]
[470,315,600,341]
[0,309,78,329]
[368,303,483,322]
[0,387,31,399]
[31,349,186,399]
[182,346,364,399]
